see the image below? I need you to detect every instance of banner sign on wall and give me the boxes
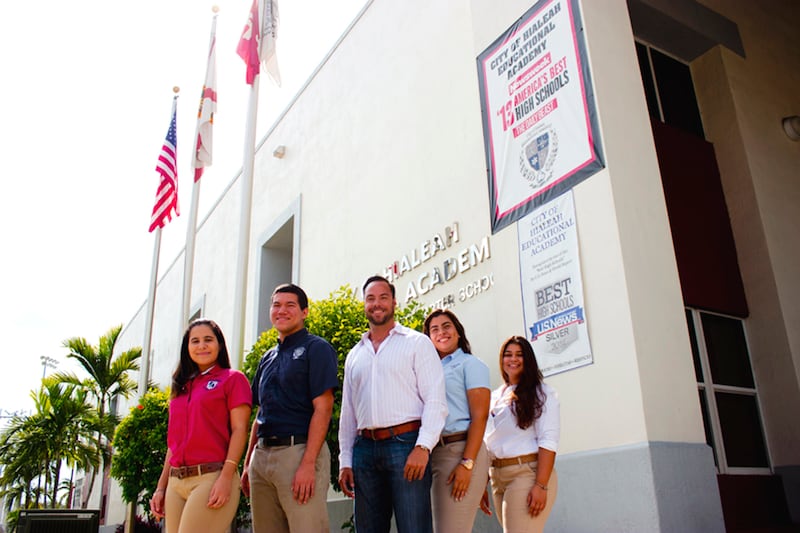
[477,0,604,234]
[518,190,592,376]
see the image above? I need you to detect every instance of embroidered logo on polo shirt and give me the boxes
[292,347,306,360]
[206,380,219,390]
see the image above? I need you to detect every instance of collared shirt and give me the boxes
[441,348,490,434]
[338,323,448,468]
[252,328,338,438]
[168,366,252,466]
[484,382,560,459]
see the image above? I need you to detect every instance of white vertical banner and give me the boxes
[518,190,591,376]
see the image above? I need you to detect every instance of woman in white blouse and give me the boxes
[483,336,560,533]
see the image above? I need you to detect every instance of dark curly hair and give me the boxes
[171,318,231,398]
[499,336,544,430]
[423,308,472,354]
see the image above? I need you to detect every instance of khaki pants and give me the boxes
[248,442,331,533]
[489,462,558,533]
[430,441,489,533]
[165,470,240,533]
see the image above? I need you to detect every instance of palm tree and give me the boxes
[55,325,141,509]
[37,380,102,507]
[0,381,100,510]
[0,416,40,509]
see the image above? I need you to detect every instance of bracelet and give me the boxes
[225,459,238,466]
[154,488,166,494]
[534,481,548,491]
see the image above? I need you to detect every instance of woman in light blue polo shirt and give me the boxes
[424,309,491,533]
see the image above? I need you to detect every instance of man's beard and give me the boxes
[367,307,394,326]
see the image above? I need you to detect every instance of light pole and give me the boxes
[40,355,59,380]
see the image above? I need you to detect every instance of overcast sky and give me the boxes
[0,0,367,420]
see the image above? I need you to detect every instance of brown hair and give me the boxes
[171,318,231,398]
[499,336,544,430]
[423,308,472,354]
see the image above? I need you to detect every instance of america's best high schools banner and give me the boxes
[518,191,592,376]
[478,0,604,234]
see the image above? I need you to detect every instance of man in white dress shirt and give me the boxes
[338,275,448,533]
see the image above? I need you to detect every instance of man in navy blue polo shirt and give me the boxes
[242,283,339,532]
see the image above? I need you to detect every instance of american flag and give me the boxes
[149,97,179,232]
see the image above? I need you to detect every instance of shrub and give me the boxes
[110,388,169,511]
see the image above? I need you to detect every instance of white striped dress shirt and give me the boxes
[338,323,448,469]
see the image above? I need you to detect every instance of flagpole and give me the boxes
[140,87,180,397]
[182,172,201,325]
[231,0,280,369]
[182,8,218,328]
[231,72,260,371]
[139,226,162,397]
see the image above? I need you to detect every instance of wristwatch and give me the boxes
[459,457,475,470]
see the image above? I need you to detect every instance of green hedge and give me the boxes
[110,389,169,510]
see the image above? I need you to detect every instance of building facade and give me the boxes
[107,0,799,531]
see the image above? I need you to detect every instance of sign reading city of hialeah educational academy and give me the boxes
[477,0,604,234]
[518,191,592,376]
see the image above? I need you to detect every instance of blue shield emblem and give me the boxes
[526,132,550,171]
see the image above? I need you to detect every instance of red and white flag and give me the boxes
[194,18,217,182]
[149,97,179,232]
[237,0,281,86]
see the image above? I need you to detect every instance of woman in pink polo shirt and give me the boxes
[150,319,252,533]
[484,336,560,533]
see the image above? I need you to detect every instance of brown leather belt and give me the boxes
[438,431,468,446]
[491,453,538,468]
[358,420,421,441]
[169,462,224,479]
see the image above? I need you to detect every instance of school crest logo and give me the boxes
[206,380,219,390]
[292,347,306,360]
[520,126,558,189]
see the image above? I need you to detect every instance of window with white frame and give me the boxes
[685,308,770,473]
